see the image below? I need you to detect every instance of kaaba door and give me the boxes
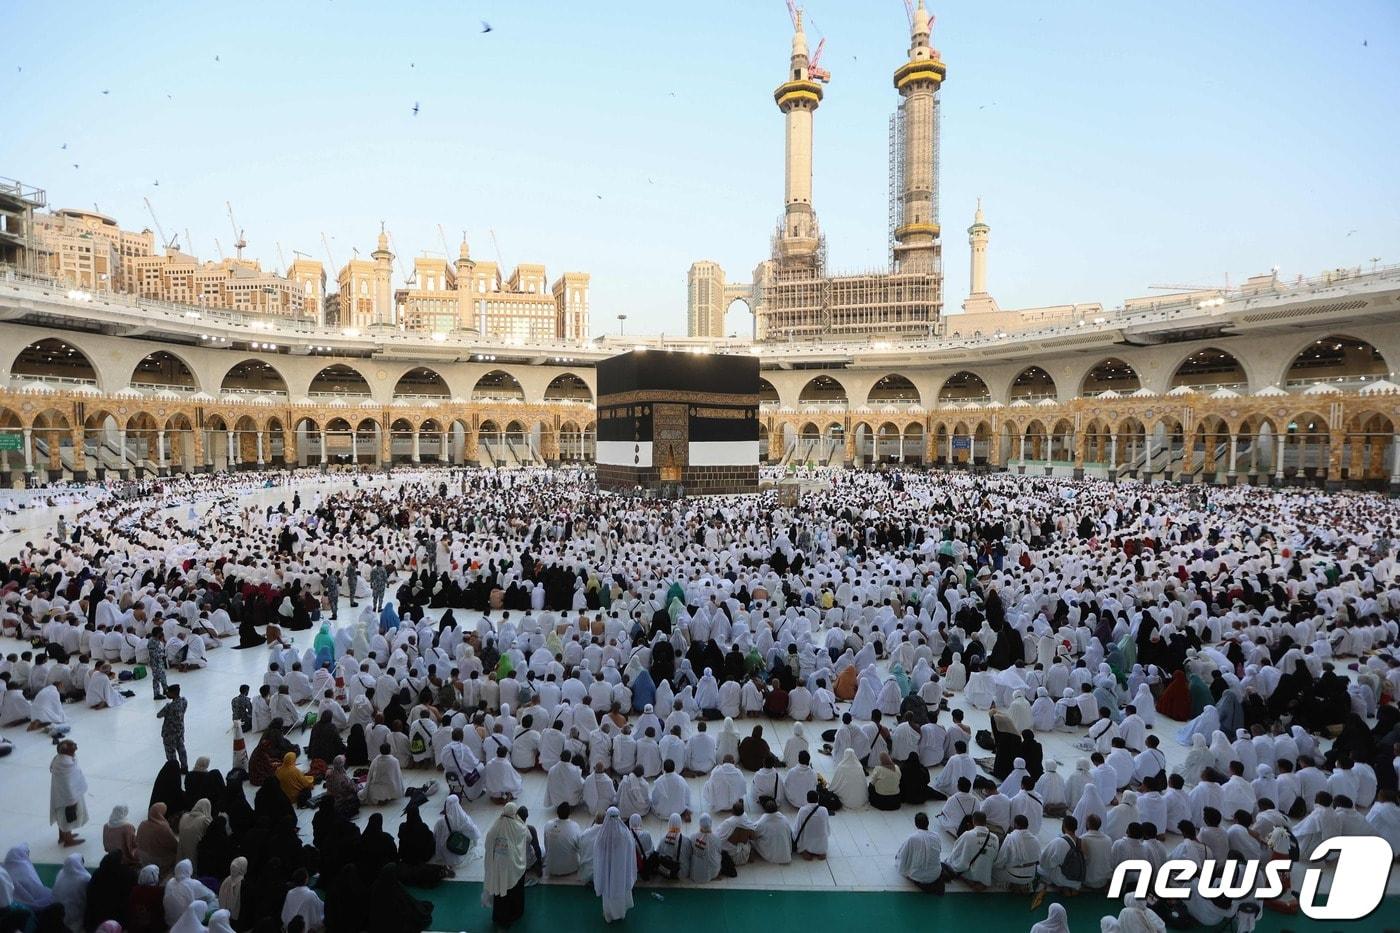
[653,403,689,483]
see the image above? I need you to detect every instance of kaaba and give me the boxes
[595,349,760,495]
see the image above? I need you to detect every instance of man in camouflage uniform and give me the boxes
[322,570,340,621]
[156,683,188,771]
[146,624,168,701]
[370,560,388,613]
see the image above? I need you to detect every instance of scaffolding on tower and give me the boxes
[888,104,903,268]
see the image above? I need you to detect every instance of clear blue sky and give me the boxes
[4,0,1397,337]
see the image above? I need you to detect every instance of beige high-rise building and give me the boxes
[553,272,590,341]
[288,257,327,324]
[397,255,472,334]
[688,261,726,337]
[336,257,380,329]
[33,209,155,291]
[126,252,311,316]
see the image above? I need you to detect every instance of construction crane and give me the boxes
[276,241,287,274]
[143,197,177,251]
[213,237,225,261]
[489,228,509,289]
[437,224,451,258]
[809,36,829,83]
[784,1,829,82]
[225,201,247,260]
[184,229,193,257]
[388,230,415,285]
[320,233,338,272]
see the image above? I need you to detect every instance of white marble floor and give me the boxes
[0,476,1202,893]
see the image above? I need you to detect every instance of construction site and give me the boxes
[689,0,946,343]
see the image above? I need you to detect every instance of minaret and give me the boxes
[773,11,823,267]
[962,198,999,313]
[455,236,477,332]
[892,1,946,273]
[968,199,988,295]
[371,223,394,326]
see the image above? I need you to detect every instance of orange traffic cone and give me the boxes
[232,719,248,771]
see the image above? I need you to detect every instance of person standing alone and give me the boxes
[158,684,189,772]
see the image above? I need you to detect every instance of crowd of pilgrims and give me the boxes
[2,464,1400,931]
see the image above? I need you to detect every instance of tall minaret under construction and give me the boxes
[891,1,946,273]
[773,10,823,268]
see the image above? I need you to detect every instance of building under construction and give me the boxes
[688,2,946,343]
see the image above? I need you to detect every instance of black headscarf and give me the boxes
[368,863,433,933]
[358,812,399,879]
[196,813,234,880]
[323,864,369,933]
[149,760,189,823]
[396,802,435,866]
[84,850,136,931]
[223,770,256,838]
[346,724,370,767]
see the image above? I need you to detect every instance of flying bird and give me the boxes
[72,163,79,169]
[101,89,109,95]
[1346,229,1358,237]
[153,180,159,186]
[480,20,492,33]
[596,194,603,200]
[60,143,67,150]
[412,102,420,115]
[215,55,220,62]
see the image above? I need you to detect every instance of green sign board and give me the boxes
[0,434,22,452]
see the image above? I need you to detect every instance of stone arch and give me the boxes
[1284,334,1389,389]
[11,338,99,385]
[902,421,924,464]
[849,420,874,467]
[1343,410,1397,486]
[1280,409,1332,483]
[560,419,585,462]
[875,421,901,463]
[543,372,592,403]
[938,370,991,404]
[292,416,320,468]
[220,358,289,397]
[0,406,22,477]
[30,407,74,476]
[758,378,780,404]
[473,370,525,402]
[1007,365,1057,402]
[130,349,201,393]
[1167,346,1249,392]
[1079,357,1141,396]
[798,374,847,405]
[393,367,450,399]
[866,373,921,407]
[389,417,415,462]
[309,364,372,398]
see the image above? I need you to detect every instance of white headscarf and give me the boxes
[828,748,868,810]
[480,803,529,906]
[51,853,90,926]
[169,900,209,933]
[593,806,637,922]
[218,857,246,919]
[1030,902,1071,933]
[2,845,52,908]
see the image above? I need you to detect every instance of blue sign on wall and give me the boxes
[952,436,972,450]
